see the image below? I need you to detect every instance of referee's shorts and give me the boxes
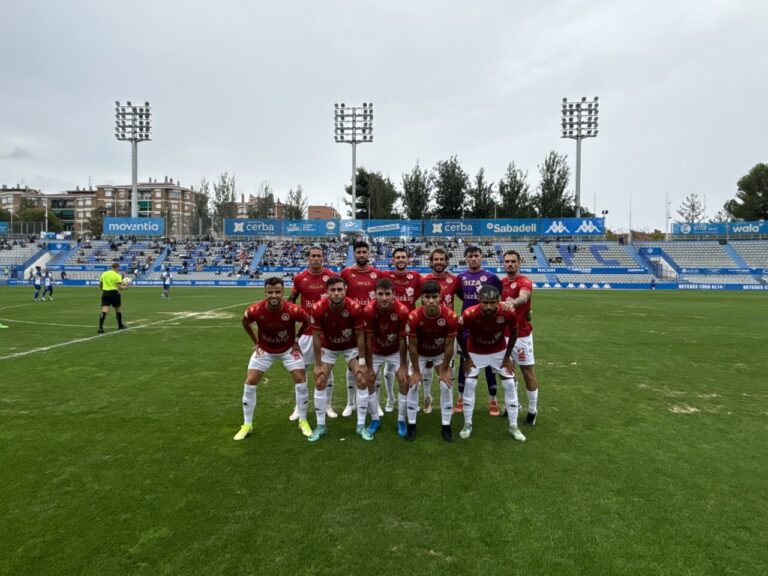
[101,290,122,308]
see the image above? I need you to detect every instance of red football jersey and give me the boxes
[243,300,308,354]
[421,272,459,309]
[501,274,534,338]
[387,270,422,311]
[340,266,382,306]
[406,305,459,357]
[363,300,410,356]
[290,267,335,312]
[311,297,364,351]
[460,304,517,354]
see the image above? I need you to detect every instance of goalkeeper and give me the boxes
[98,262,128,334]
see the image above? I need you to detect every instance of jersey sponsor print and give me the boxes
[311,297,364,351]
[501,274,534,338]
[460,305,517,354]
[363,300,410,356]
[407,305,459,357]
[243,300,308,354]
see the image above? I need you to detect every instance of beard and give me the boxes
[356,257,368,267]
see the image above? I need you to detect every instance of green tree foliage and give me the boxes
[284,185,308,220]
[212,172,237,231]
[0,207,10,221]
[344,168,398,219]
[432,155,468,218]
[85,209,104,237]
[188,179,213,236]
[468,168,497,218]
[725,163,768,221]
[161,206,176,236]
[15,206,63,232]
[400,162,432,220]
[248,182,275,219]
[535,151,572,217]
[498,162,535,217]
[675,193,706,223]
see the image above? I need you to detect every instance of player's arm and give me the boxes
[287,287,300,304]
[511,288,531,308]
[295,308,310,339]
[456,316,468,359]
[242,314,259,349]
[364,332,374,371]
[408,332,421,387]
[503,316,518,372]
[397,335,408,383]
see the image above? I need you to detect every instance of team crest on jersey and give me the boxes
[281,313,290,321]
[341,328,352,339]
[437,318,446,327]
[322,275,329,282]
[390,313,398,321]
[446,278,453,284]
[406,274,413,280]
[496,316,505,324]
[480,275,487,282]
[371,273,378,279]
[511,282,517,289]
[405,287,414,297]
[341,309,350,317]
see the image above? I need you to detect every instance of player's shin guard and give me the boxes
[345,369,356,408]
[486,367,498,398]
[356,388,370,426]
[242,384,257,425]
[422,366,434,401]
[501,378,519,426]
[314,389,327,426]
[526,388,538,414]
[462,377,478,426]
[398,393,407,422]
[439,381,453,426]
[383,364,395,404]
[325,371,335,404]
[406,387,419,425]
[295,382,309,420]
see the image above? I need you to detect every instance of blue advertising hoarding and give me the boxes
[423,217,605,237]
[282,220,339,236]
[0,222,8,234]
[364,220,422,237]
[103,217,165,236]
[673,221,768,235]
[339,220,365,233]
[224,219,282,236]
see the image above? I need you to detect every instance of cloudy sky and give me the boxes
[1,0,766,231]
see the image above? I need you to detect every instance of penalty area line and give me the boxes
[0,301,252,362]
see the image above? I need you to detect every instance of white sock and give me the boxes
[346,369,356,408]
[374,384,382,415]
[422,366,434,402]
[314,389,327,426]
[439,380,453,426]
[383,365,395,404]
[398,393,407,422]
[325,371,335,405]
[295,382,309,420]
[368,389,380,422]
[502,378,519,426]
[406,387,419,424]
[527,388,538,414]
[242,384,257,425]
[463,377,477,426]
[356,388,370,426]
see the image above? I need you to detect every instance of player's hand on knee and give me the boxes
[439,366,453,386]
[313,366,327,387]
[395,367,407,384]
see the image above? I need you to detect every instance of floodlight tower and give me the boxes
[561,97,599,218]
[115,101,152,218]
[334,102,373,219]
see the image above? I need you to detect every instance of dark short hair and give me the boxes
[429,248,447,261]
[478,285,500,301]
[375,278,394,291]
[421,280,441,296]
[308,245,324,255]
[504,250,521,261]
[464,245,482,257]
[392,247,408,258]
[326,275,345,288]
[265,277,284,287]
[352,240,369,251]
[111,262,120,269]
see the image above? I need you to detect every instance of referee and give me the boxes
[98,262,127,334]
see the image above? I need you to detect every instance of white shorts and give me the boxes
[321,347,358,366]
[248,348,305,372]
[418,353,445,374]
[467,350,514,380]
[372,352,401,374]
[299,334,315,365]
[513,334,535,366]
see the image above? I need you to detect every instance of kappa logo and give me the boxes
[233,222,245,233]
[432,223,443,234]
[546,220,570,234]
[575,220,601,234]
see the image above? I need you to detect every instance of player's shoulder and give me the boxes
[462,304,479,317]
[362,300,376,317]
[394,300,410,317]
[293,269,308,281]
[518,274,533,288]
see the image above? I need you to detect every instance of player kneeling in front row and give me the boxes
[363,278,410,438]
[406,280,459,442]
[234,277,311,441]
[457,285,525,441]
[309,276,369,442]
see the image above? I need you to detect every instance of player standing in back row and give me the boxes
[340,240,381,418]
[501,250,540,426]
[288,245,337,421]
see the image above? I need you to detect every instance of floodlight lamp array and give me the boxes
[334,102,374,143]
[561,97,599,139]
[115,100,152,142]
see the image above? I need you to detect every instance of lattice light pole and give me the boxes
[561,97,599,218]
[334,102,373,219]
[115,101,152,218]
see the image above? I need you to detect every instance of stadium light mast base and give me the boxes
[561,97,599,218]
[115,101,152,218]
[334,102,374,219]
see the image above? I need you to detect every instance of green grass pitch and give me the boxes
[1,286,766,575]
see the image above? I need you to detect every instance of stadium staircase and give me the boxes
[151,247,170,271]
[345,244,354,266]
[251,243,267,266]
[722,244,750,269]
[532,244,547,266]
[624,244,654,271]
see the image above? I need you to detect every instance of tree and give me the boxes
[498,162,535,217]
[400,162,432,220]
[161,206,176,236]
[432,155,469,219]
[284,185,308,220]
[724,163,768,221]
[344,168,398,219]
[85,209,104,237]
[212,172,237,231]
[0,207,10,221]
[14,206,63,232]
[534,151,572,217]
[468,168,497,218]
[188,179,213,236]
[711,209,730,223]
[676,193,706,223]
[248,182,275,219]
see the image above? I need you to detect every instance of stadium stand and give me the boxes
[679,274,761,284]
[539,242,639,268]
[730,242,768,268]
[555,273,657,285]
[648,241,737,268]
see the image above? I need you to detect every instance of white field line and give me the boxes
[0,318,95,328]
[0,301,252,362]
